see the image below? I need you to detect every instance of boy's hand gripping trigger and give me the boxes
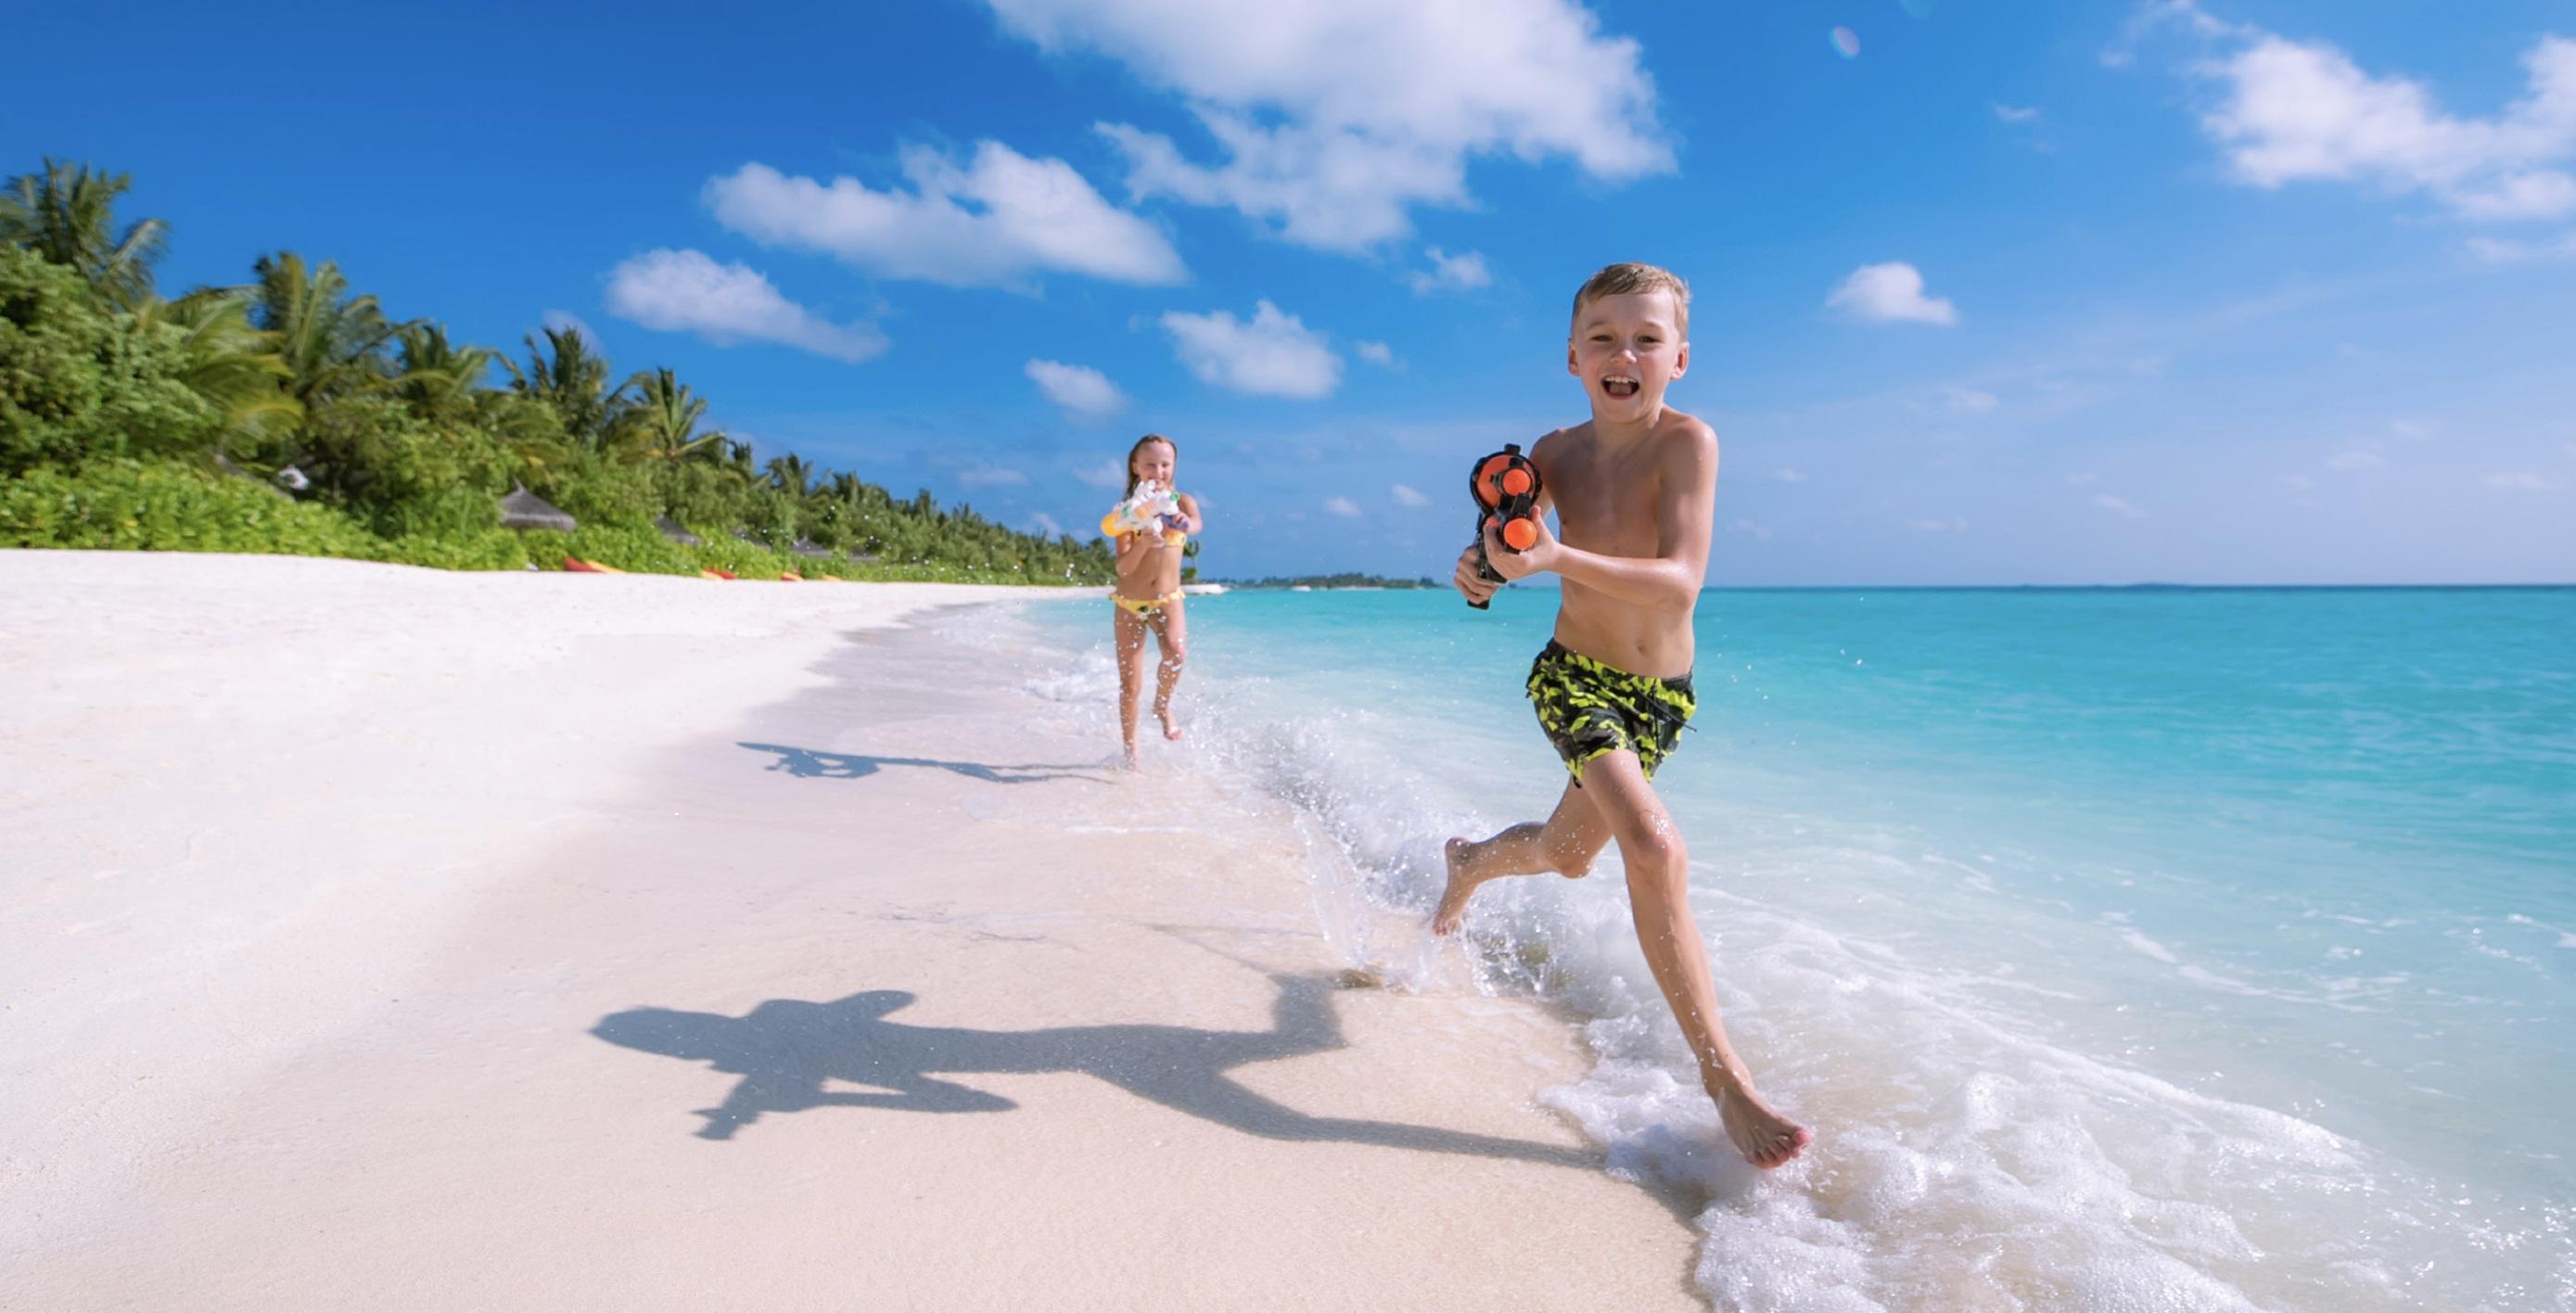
[1465,442,1543,611]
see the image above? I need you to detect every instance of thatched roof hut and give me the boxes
[499,485,576,532]
[655,515,702,547]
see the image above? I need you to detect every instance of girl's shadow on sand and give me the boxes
[591,974,1595,1170]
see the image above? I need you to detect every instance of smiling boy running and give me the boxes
[1438,262,1810,1170]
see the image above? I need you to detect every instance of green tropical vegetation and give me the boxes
[0,157,1118,584]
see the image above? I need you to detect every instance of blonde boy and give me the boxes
[1438,262,1809,1169]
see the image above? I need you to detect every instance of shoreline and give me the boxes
[6,552,1702,1310]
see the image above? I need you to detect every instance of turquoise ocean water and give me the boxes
[1009,585,2574,1310]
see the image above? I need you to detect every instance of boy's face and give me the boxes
[1567,289,1690,422]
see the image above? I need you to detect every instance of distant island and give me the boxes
[1212,573,1441,591]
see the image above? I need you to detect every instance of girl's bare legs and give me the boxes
[1113,606,1152,767]
[1150,598,1187,741]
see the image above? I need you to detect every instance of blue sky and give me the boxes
[10,0,2573,584]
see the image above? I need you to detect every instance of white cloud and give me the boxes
[1945,386,2000,414]
[1409,247,1493,294]
[1993,103,2043,124]
[1906,517,1968,532]
[2093,494,2149,518]
[2482,470,2557,491]
[987,0,1670,251]
[1829,261,1958,325]
[2067,472,2099,486]
[604,249,888,363]
[1729,518,1772,541]
[2467,230,2576,263]
[2285,473,2315,490]
[2188,19,2576,223]
[2327,450,2385,471]
[1024,359,1128,420]
[1355,339,1404,370]
[704,147,1185,289]
[1073,458,1127,489]
[1391,483,1429,506]
[961,463,1030,490]
[1027,512,1065,537]
[1160,300,1343,399]
[1323,496,1362,517]
[541,309,601,350]
[1774,467,1808,483]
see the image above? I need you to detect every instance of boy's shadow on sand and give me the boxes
[741,741,1109,785]
[591,974,1595,1170]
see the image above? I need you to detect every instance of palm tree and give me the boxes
[767,453,817,498]
[617,367,725,463]
[393,322,498,421]
[131,287,300,448]
[0,158,169,309]
[250,251,401,407]
[506,325,629,450]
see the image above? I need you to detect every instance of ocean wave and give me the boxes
[994,602,2576,1312]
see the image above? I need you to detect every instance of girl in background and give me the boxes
[1108,434,1202,767]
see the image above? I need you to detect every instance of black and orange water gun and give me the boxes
[1465,442,1543,611]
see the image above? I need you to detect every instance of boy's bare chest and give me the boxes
[1549,448,1664,555]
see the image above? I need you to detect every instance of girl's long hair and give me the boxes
[1124,433,1176,498]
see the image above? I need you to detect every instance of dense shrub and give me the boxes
[0,249,217,475]
[1,458,386,557]
[379,529,531,571]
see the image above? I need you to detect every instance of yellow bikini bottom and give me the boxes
[1111,588,1184,618]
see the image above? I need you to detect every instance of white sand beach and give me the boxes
[3,552,1700,1311]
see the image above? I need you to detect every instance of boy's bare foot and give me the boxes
[1156,709,1184,741]
[1121,744,1139,771]
[1711,1080,1810,1169]
[1432,837,1482,936]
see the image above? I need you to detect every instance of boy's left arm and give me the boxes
[1486,423,1715,610]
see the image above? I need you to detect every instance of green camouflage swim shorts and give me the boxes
[1525,640,1697,784]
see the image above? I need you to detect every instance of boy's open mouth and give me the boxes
[1602,376,1640,399]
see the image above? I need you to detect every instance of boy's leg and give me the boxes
[1575,749,1810,1169]
[1433,778,1614,935]
[1114,606,1150,765]
[1151,600,1187,740]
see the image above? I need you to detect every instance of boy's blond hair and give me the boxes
[1571,261,1690,339]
